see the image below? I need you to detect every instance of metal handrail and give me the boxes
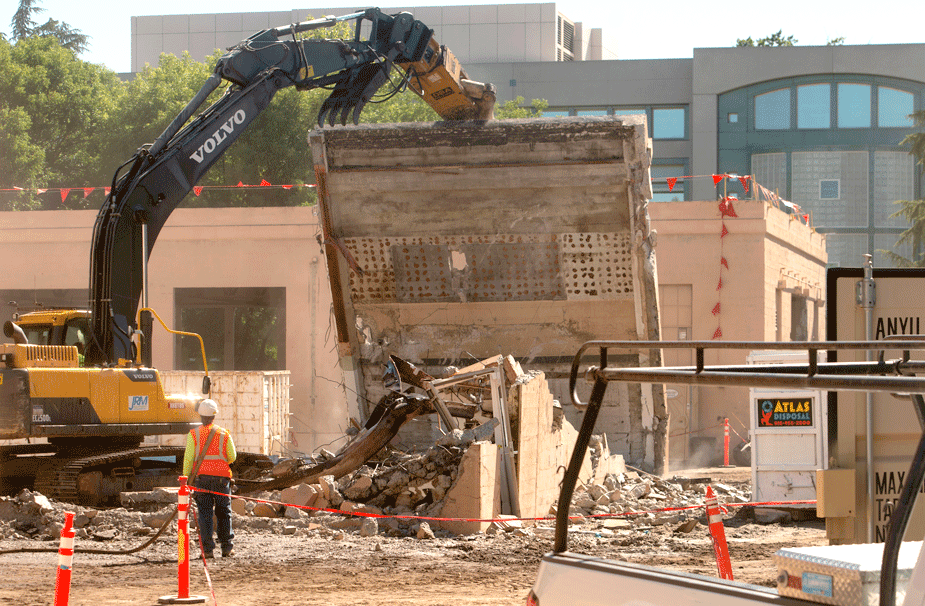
[557,338,925,606]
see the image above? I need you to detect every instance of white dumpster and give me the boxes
[748,351,827,509]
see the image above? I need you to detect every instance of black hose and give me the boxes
[0,506,178,556]
[879,393,925,606]
[553,376,607,553]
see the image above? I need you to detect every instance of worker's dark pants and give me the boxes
[192,475,233,553]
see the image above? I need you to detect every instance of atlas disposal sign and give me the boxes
[748,351,826,509]
[827,268,925,544]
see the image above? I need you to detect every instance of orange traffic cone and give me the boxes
[705,486,734,580]
[53,512,76,606]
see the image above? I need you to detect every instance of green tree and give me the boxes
[736,30,798,47]
[7,0,89,54]
[882,110,925,266]
[497,97,549,118]
[0,36,120,210]
[0,104,45,210]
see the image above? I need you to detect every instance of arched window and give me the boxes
[878,87,914,127]
[755,88,790,130]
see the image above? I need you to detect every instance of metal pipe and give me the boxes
[862,254,876,543]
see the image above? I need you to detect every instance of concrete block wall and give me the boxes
[509,372,593,519]
[435,441,501,534]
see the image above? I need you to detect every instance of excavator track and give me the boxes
[33,445,186,505]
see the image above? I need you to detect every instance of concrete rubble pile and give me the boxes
[562,467,753,534]
[0,469,757,545]
[0,355,764,544]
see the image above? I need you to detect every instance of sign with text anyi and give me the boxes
[828,267,925,543]
[757,398,814,427]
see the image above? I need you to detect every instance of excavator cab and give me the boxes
[10,309,90,348]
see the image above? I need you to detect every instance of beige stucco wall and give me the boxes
[0,207,352,454]
[648,199,827,465]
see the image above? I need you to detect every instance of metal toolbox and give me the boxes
[774,541,921,606]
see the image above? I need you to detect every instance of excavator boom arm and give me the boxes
[85,8,494,365]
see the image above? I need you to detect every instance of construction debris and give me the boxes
[0,354,759,544]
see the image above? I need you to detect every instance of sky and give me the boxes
[3,0,923,73]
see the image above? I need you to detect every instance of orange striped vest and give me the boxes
[190,424,232,478]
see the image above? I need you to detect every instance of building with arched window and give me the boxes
[133,4,925,268]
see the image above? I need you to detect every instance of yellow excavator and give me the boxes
[0,8,495,505]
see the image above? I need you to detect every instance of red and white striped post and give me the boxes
[705,486,734,580]
[722,418,733,467]
[158,476,206,604]
[53,511,76,606]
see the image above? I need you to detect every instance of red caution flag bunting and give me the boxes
[739,176,749,193]
[717,277,723,290]
[282,185,293,190]
[803,214,809,223]
[83,188,94,198]
[712,302,721,316]
[193,186,204,196]
[236,181,245,187]
[104,187,111,196]
[60,188,71,202]
[720,224,729,238]
[37,189,47,195]
[721,257,729,269]
[719,199,738,218]
[713,326,723,340]
[667,177,677,192]
[260,179,272,187]
[712,174,724,186]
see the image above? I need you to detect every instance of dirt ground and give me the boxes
[0,467,828,606]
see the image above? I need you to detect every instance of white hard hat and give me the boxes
[197,399,219,416]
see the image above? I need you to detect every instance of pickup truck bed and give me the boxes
[531,552,811,606]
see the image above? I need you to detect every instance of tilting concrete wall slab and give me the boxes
[310,116,666,472]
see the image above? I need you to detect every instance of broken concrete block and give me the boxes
[575,496,597,510]
[437,429,466,448]
[627,481,651,500]
[416,521,435,539]
[318,476,344,507]
[328,518,363,530]
[343,475,374,500]
[503,355,524,382]
[92,528,118,541]
[281,483,319,509]
[674,518,699,533]
[269,458,302,478]
[231,499,248,516]
[360,518,378,537]
[587,484,608,501]
[284,506,306,520]
[339,501,384,517]
[602,518,632,530]
[252,502,281,518]
[459,419,499,445]
[652,513,680,526]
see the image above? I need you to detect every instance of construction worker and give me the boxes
[183,398,237,558]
